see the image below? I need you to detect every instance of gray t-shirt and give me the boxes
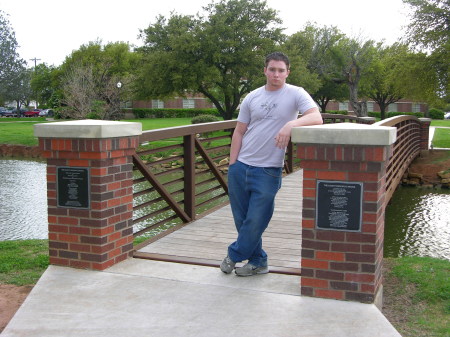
[237,84,317,167]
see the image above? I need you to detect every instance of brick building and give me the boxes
[131,95,427,114]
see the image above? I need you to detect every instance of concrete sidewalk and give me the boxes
[3,259,400,337]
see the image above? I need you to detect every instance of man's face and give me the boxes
[264,60,290,91]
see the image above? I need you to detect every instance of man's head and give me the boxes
[265,52,290,70]
[264,52,290,91]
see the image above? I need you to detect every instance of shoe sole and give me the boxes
[235,268,269,277]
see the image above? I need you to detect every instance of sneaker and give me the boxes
[235,263,269,276]
[220,256,236,274]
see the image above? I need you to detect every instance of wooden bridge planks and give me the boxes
[136,170,304,275]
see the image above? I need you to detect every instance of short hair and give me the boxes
[265,52,290,69]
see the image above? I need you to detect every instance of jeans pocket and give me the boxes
[262,167,282,178]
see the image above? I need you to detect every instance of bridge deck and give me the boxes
[135,170,304,275]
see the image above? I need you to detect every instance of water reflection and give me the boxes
[385,186,450,260]
[0,159,48,240]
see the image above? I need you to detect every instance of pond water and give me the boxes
[384,186,450,260]
[1,159,449,261]
[0,159,48,240]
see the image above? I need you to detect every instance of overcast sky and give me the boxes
[1,0,411,67]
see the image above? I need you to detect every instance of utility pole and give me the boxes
[29,58,41,109]
[29,57,41,69]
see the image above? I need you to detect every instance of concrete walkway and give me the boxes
[3,259,400,337]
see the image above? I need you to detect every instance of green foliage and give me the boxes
[30,63,61,108]
[60,41,140,120]
[136,0,284,120]
[403,0,449,104]
[0,239,49,286]
[429,107,444,119]
[368,111,424,119]
[322,110,348,115]
[191,114,220,124]
[0,10,26,87]
[132,108,219,119]
[283,23,347,112]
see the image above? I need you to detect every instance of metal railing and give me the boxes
[376,115,422,205]
[131,114,422,241]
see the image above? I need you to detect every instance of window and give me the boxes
[367,102,374,112]
[183,99,195,109]
[152,100,164,108]
[412,103,421,113]
[388,103,398,113]
[338,102,348,111]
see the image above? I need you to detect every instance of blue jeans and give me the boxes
[227,160,282,267]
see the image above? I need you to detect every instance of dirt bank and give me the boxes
[0,144,42,158]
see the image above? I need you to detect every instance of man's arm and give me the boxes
[229,121,248,164]
[274,107,323,149]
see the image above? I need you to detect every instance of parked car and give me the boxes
[445,112,450,119]
[39,109,54,117]
[23,109,41,117]
[0,107,8,116]
[2,109,25,117]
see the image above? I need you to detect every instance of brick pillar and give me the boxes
[419,118,431,150]
[35,120,142,270]
[291,123,396,306]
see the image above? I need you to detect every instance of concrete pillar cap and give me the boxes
[34,119,142,139]
[291,122,396,146]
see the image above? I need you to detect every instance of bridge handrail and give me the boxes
[375,115,422,204]
[132,114,424,241]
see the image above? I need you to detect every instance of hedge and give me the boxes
[368,111,424,119]
[131,108,220,119]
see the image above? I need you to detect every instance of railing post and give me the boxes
[292,123,396,307]
[34,120,142,270]
[183,134,196,220]
[419,118,432,151]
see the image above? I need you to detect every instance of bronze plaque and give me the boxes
[57,167,90,209]
[316,180,362,232]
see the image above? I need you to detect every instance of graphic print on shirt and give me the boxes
[260,102,277,119]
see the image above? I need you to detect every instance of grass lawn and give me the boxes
[383,257,450,336]
[0,240,49,286]
[0,118,197,146]
[432,127,450,148]
[430,120,450,127]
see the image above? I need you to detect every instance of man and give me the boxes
[220,52,323,276]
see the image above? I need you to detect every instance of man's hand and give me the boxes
[274,121,294,149]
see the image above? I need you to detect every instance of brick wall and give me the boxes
[297,144,392,303]
[39,136,139,270]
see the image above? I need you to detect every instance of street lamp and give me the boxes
[116,82,122,111]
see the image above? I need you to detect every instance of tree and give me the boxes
[0,10,26,102]
[365,43,410,119]
[334,37,377,116]
[283,24,347,113]
[60,41,139,119]
[30,63,60,108]
[5,67,33,110]
[136,0,284,120]
[403,0,449,100]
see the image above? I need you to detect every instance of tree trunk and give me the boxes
[348,84,368,117]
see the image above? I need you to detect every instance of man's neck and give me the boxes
[265,83,285,92]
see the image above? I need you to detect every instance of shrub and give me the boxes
[191,114,220,124]
[131,108,219,119]
[429,108,444,120]
[369,111,424,120]
[369,111,381,119]
[323,110,348,115]
[386,112,424,118]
